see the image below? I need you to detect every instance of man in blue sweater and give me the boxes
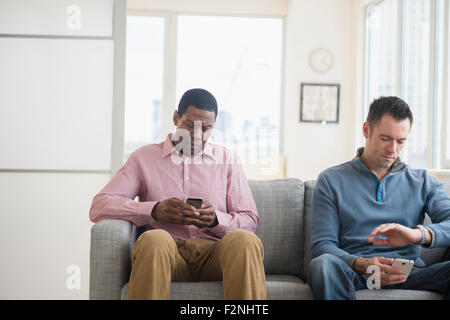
[308,96,450,299]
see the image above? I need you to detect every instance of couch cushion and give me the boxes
[120,275,312,300]
[265,274,313,300]
[121,281,225,300]
[356,289,443,300]
[248,179,304,277]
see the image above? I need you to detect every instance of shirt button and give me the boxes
[186,177,189,180]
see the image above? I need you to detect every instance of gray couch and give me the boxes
[90,178,449,300]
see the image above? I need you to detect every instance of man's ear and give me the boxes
[363,122,370,139]
[173,110,180,126]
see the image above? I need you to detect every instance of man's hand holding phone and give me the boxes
[194,200,218,228]
[352,256,407,287]
[186,197,218,228]
[350,223,420,287]
[152,197,218,228]
[151,197,200,225]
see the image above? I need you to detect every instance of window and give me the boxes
[434,0,446,168]
[365,0,399,105]
[124,13,283,165]
[176,15,282,159]
[401,0,431,168]
[364,0,450,169]
[124,15,164,156]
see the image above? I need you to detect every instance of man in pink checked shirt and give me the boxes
[89,88,266,300]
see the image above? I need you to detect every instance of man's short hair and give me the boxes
[177,88,218,119]
[366,96,413,130]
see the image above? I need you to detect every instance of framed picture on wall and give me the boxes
[299,83,340,123]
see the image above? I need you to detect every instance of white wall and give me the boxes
[283,0,358,181]
[0,173,109,299]
[0,0,123,299]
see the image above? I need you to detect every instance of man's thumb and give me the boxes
[378,257,394,265]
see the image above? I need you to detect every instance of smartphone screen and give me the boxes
[186,197,203,209]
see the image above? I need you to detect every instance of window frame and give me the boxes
[441,0,450,169]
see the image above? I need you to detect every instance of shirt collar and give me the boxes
[161,135,175,159]
[161,133,216,161]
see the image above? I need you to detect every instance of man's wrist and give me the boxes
[352,257,362,272]
[208,215,219,228]
[423,227,432,246]
[413,225,433,246]
[413,225,433,245]
[413,226,424,244]
[151,202,160,221]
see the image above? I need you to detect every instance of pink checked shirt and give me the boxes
[89,135,259,241]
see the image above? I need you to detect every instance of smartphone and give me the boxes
[392,258,414,278]
[186,197,203,209]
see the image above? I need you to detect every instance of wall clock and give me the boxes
[309,48,334,74]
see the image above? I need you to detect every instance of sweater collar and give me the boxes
[352,147,406,174]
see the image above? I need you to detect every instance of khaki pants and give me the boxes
[127,229,266,300]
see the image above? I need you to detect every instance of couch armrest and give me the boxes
[89,219,137,300]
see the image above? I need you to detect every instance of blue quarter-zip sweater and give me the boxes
[311,148,450,268]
